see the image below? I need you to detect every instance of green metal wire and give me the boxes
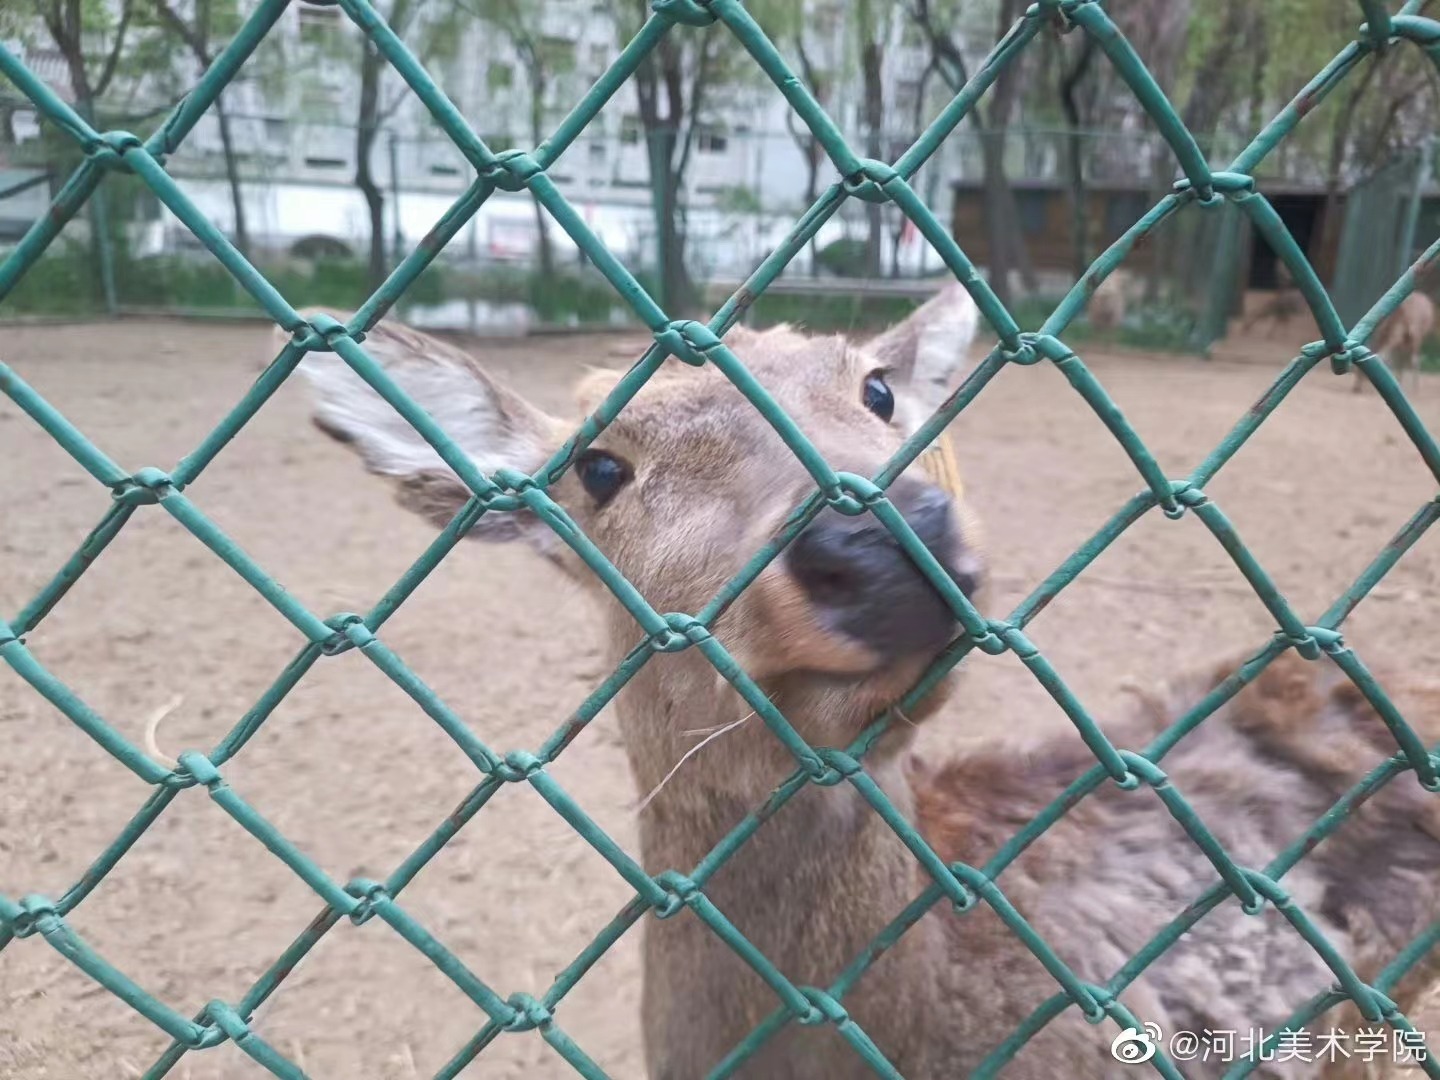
[2,1,1440,1077]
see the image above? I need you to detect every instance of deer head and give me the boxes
[295,286,984,798]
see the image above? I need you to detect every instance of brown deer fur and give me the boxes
[1356,292,1435,394]
[293,291,1439,1078]
[1088,267,1136,334]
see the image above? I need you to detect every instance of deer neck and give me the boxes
[617,653,945,1074]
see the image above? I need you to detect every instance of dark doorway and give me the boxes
[1248,194,1321,288]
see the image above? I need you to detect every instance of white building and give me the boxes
[2,1,995,277]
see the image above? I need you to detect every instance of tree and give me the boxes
[618,1,719,313]
[1055,26,1098,279]
[29,0,135,308]
[355,0,416,290]
[855,0,887,277]
[616,2,779,312]
[772,10,833,276]
[297,0,464,290]
[907,0,1037,306]
[460,0,573,280]
[149,0,251,257]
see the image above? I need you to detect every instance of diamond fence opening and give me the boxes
[2,1,1440,1077]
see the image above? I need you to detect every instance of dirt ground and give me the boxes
[3,316,1440,1079]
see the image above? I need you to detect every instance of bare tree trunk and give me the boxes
[353,0,418,291]
[632,14,699,314]
[1059,34,1098,280]
[646,125,689,309]
[517,39,554,279]
[212,95,251,257]
[985,0,1037,299]
[1178,0,1249,140]
[858,0,884,277]
[43,0,131,310]
[1109,0,1190,301]
[781,35,826,276]
[908,0,1034,306]
[357,38,388,289]
[1317,58,1380,282]
[154,0,250,257]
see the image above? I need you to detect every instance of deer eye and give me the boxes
[575,450,632,507]
[862,372,895,423]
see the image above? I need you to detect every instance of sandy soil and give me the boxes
[3,317,1439,1079]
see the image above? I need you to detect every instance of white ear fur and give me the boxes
[865,282,980,431]
[290,312,562,543]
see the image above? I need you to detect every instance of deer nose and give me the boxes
[786,479,976,658]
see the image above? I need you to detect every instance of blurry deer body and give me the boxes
[298,291,1439,1079]
[1357,292,1434,394]
[1087,267,1136,334]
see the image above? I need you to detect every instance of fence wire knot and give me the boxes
[842,159,900,205]
[1000,334,1042,366]
[496,749,544,783]
[483,149,543,193]
[971,619,1011,655]
[811,747,862,787]
[86,130,143,173]
[654,319,721,365]
[7,895,56,940]
[826,472,883,516]
[3,0,1440,1075]
[322,612,366,655]
[797,986,849,1026]
[344,878,389,925]
[208,1001,258,1045]
[651,0,716,27]
[654,871,700,919]
[651,612,707,653]
[293,312,350,351]
[504,992,554,1032]
[1334,343,1372,375]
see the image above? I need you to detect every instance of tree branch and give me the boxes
[153,0,209,60]
[92,0,135,100]
[673,32,712,192]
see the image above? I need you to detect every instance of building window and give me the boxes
[588,141,606,161]
[620,118,641,145]
[1015,189,1048,235]
[697,127,728,154]
[297,5,341,43]
[487,63,514,91]
[539,35,575,70]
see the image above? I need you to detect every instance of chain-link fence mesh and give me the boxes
[1333,144,1433,328]
[3,1,1440,1077]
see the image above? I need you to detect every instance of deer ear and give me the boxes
[293,312,565,552]
[865,282,980,431]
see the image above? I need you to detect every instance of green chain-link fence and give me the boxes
[1333,142,1434,328]
[4,1,1440,1077]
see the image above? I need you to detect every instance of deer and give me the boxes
[1355,292,1434,395]
[292,287,1440,1079]
[1087,266,1136,335]
[1237,259,1315,343]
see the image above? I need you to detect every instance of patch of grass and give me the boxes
[745,290,922,335]
[1008,294,1200,354]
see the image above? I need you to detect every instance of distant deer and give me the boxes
[1355,292,1434,395]
[295,289,1439,1078]
[1087,266,1136,334]
[1241,286,1308,340]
